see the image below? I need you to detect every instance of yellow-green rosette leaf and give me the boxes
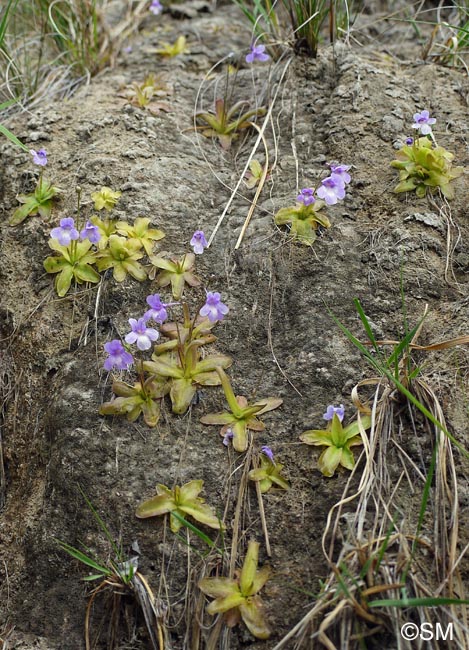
[299,429,334,446]
[179,502,223,530]
[136,492,175,518]
[239,540,259,596]
[198,577,239,600]
[10,199,39,225]
[74,264,100,284]
[170,378,197,414]
[317,446,343,477]
[56,266,75,297]
[339,446,355,471]
[239,596,271,639]
[123,259,147,281]
[343,415,371,440]
[231,420,249,452]
[141,398,161,427]
[178,479,204,502]
[206,592,245,615]
[43,256,68,274]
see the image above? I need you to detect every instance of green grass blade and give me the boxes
[82,573,108,581]
[353,298,382,357]
[0,0,18,47]
[384,320,421,372]
[0,122,28,151]
[0,97,18,110]
[78,485,123,561]
[56,540,112,576]
[170,511,223,555]
[327,307,469,457]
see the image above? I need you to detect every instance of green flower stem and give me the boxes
[137,355,148,398]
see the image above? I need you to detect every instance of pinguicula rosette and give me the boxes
[391,113,463,199]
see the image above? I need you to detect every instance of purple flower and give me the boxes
[296,188,315,206]
[144,294,169,324]
[149,0,163,15]
[80,220,101,244]
[405,137,414,145]
[190,230,208,255]
[412,110,436,135]
[261,446,275,462]
[30,148,47,166]
[103,340,134,371]
[199,292,229,323]
[316,176,346,205]
[125,317,159,351]
[323,404,345,423]
[246,43,270,64]
[329,163,351,185]
[222,429,234,446]
[123,45,133,54]
[50,218,79,246]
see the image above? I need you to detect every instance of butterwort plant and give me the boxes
[101,246,233,422]
[44,188,166,295]
[142,293,232,414]
[10,148,61,225]
[248,447,290,493]
[194,97,266,150]
[391,110,463,199]
[43,217,101,296]
[300,405,371,477]
[100,315,169,427]
[136,480,224,533]
[274,163,351,245]
[200,368,282,452]
[199,540,271,639]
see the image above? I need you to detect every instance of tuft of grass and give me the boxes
[0,0,150,107]
[58,487,168,650]
[273,298,469,649]
[234,0,358,57]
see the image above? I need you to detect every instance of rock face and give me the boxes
[0,3,468,649]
